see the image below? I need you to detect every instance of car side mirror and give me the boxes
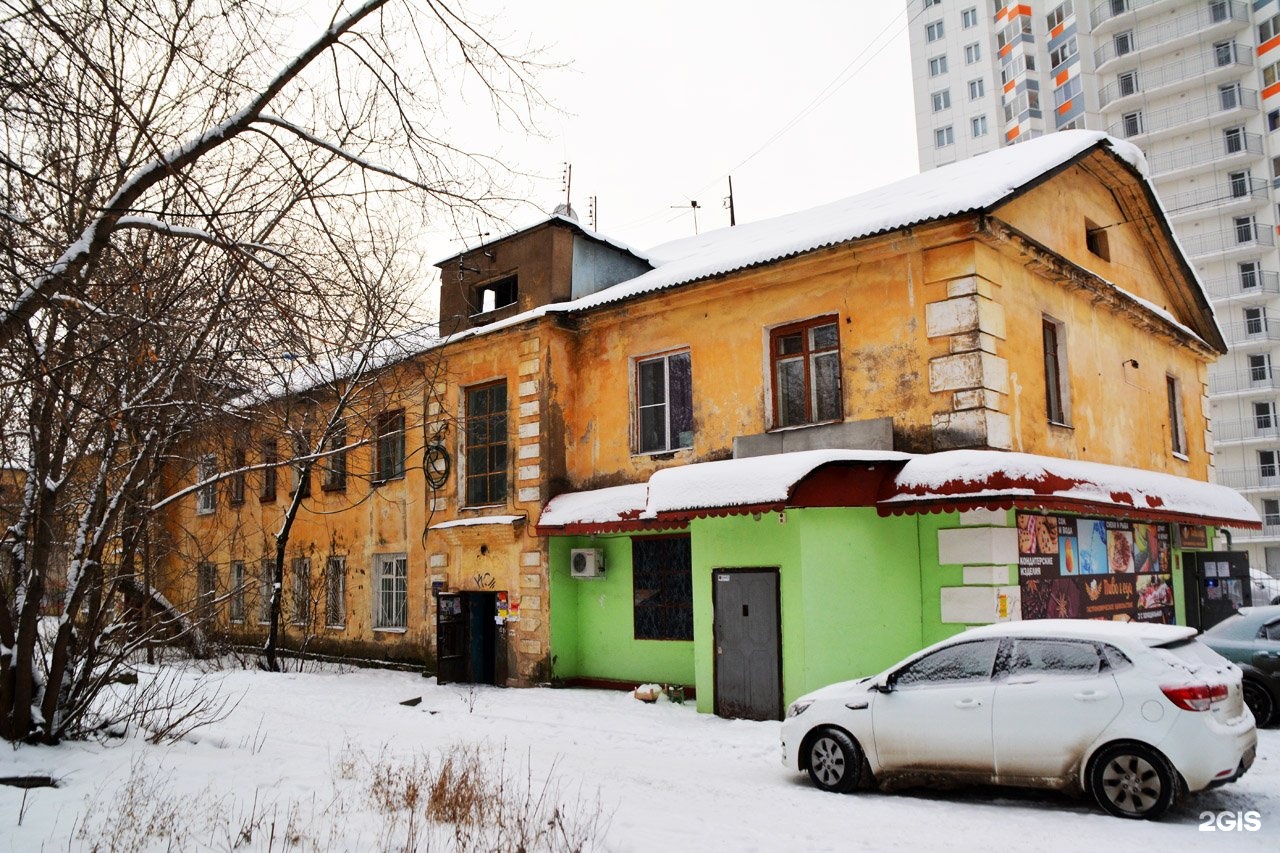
[870,678,894,694]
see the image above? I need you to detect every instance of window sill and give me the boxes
[1048,420,1074,430]
[195,508,215,517]
[372,475,406,488]
[632,446,693,460]
[461,502,507,511]
[325,623,346,631]
[766,418,844,434]
[321,483,348,493]
[260,494,277,503]
[1172,451,1189,462]
[373,626,407,634]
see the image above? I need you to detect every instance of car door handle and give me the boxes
[954,698,982,709]
[1074,690,1108,702]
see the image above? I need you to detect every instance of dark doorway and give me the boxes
[436,591,506,685]
[1182,551,1252,630]
[712,568,781,721]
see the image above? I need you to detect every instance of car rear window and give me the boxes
[1151,637,1232,676]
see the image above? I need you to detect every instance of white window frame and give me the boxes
[929,55,948,77]
[971,115,988,137]
[374,553,408,631]
[634,349,693,455]
[196,454,217,515]
[964,42,981,64]
[931,89,951,112]
[230,560,245,624]
[935,125,955,147]
[291,557,310,626]
[926,20,945,42]
[1166,375,1187,458]
[1043,316,1071,426]
[968,78,985,100]
[257,557,274,624]
[962,7,978,28]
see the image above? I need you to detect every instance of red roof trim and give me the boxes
[876,494,1261,529]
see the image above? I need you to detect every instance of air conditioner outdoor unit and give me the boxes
[570,548,605,578]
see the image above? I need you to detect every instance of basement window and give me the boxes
[1085,220,1110,261]
[474,275,518,314]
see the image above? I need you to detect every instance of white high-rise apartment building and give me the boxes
[909,0,1280,575]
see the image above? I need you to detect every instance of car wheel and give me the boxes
[1243,679,1275,728]
[1088,743,1177,820]
[805,728,862,793]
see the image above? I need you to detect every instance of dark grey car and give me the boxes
[1202,604,1280,728]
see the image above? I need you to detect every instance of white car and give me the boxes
[781,620,1257,819]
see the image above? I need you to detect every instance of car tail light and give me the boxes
[1161,683,1228,712]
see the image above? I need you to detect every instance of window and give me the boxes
[197,562,217,606]
[1049,36,1077,69]
[926,20,945,42]
[375,410,405,483]
[1235,215,1257,244]
[1224,126,1245,154]
[230,561,245,623]
[1257,401,1277,432]
[631,536,693,641]
[771,316,842,428]
[1045,1,1072,30]
[464,381,508,505]
[636,350,693,454]
[1005,639,1100,678]
[1270,110,1280,132]
[1250,353,1272,383]
[971,115,988,137]
[1054,76,1082,107]
[1166,376,1186,456]
[962,7,978,28]
[474,275,517,314]
[1209,0,1227,24]
[1085,220,1109,260]
[261,439,278,501]
[1261,450,1278,480]
[291,557,310,625]
[1261,13,1280,44]
[968,77,985,100]
[1042,317,1069,425]
[926,0,942,7]
[258,558,274,623]
[230,448,246,506]
[196,455,217,514]
[1219,83,1241,111]
[1215,40,1235,68]
[1229,170,1249,198]
[893,639,999,687]
[375,553,407,629]
[929,55,948,78]
[931,89,951,112]
[322,422,347,491]
[1121,111,1142,137]
[964,42,981,64]
[1265,62,1280,89]
[325,556,346,628]
[1114,30,1133,56]
[290,431,311,498]
[1241,261,1261,289]
[1246,306,1268,336]
[935,125,955,147]
[1264,499,1280,526]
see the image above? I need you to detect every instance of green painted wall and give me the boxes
[689,508,925,714]
[548,533,695,686]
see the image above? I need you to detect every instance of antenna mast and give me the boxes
[726,176,737,227]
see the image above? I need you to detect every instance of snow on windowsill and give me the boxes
[429,515,524,530]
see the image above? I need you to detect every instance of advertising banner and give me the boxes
[1017,513,1174,624]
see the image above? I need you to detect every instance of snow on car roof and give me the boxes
[960,618,1197,646]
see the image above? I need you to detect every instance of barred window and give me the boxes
[632,536,693,641]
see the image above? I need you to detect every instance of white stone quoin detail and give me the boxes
[937,526,1018,566]
[963,565,1012,585]
[941,585,1021,624]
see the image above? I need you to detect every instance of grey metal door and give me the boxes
[713,568,781,721]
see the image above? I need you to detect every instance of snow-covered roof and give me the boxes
[433,214,652,268]
[538,447,1259,532]
[882,450,1258,526]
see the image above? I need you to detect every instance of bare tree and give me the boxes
[0,0,545,743]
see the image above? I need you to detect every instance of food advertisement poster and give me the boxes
[1017,513,1174,624]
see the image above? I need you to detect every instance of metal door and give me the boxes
[713,569,781,721]
[1183,551,1252,630]
[436,592,466,684]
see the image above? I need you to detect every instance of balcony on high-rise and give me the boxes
[1203,269,1280,302]
[1162,176,1269,222]
[1105,86,1256,142]
[1097,42,1251,110]
[1093,1,1247,71]
[1147,133,1262,178]
[1181,219,1274,259]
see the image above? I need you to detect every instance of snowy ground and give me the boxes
[3,663,1279,851]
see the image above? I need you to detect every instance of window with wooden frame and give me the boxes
[770,316,842,429]
[229,561,245,623]
[375,410,406,483]
[290,557,310,625]
[1043,317,1070,425]
[290,431,311,498]
[464,381,508,506]
[260,439,278,501]
[632,535,693,641]
[197,562,217,606]
[257,557,274,623]
[229,448,246,505]
[322,422,348,491]
[374,553,408,629]
[635,350,693,454]
[325,556,346,628]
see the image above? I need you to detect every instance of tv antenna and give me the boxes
[672,199,701,234]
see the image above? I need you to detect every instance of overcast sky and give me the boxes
[445,0,921,254]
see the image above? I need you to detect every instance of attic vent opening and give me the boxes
[1085,220,1110,262]
[474,275,517,314]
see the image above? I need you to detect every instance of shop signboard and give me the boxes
[1017,513,1174,624]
